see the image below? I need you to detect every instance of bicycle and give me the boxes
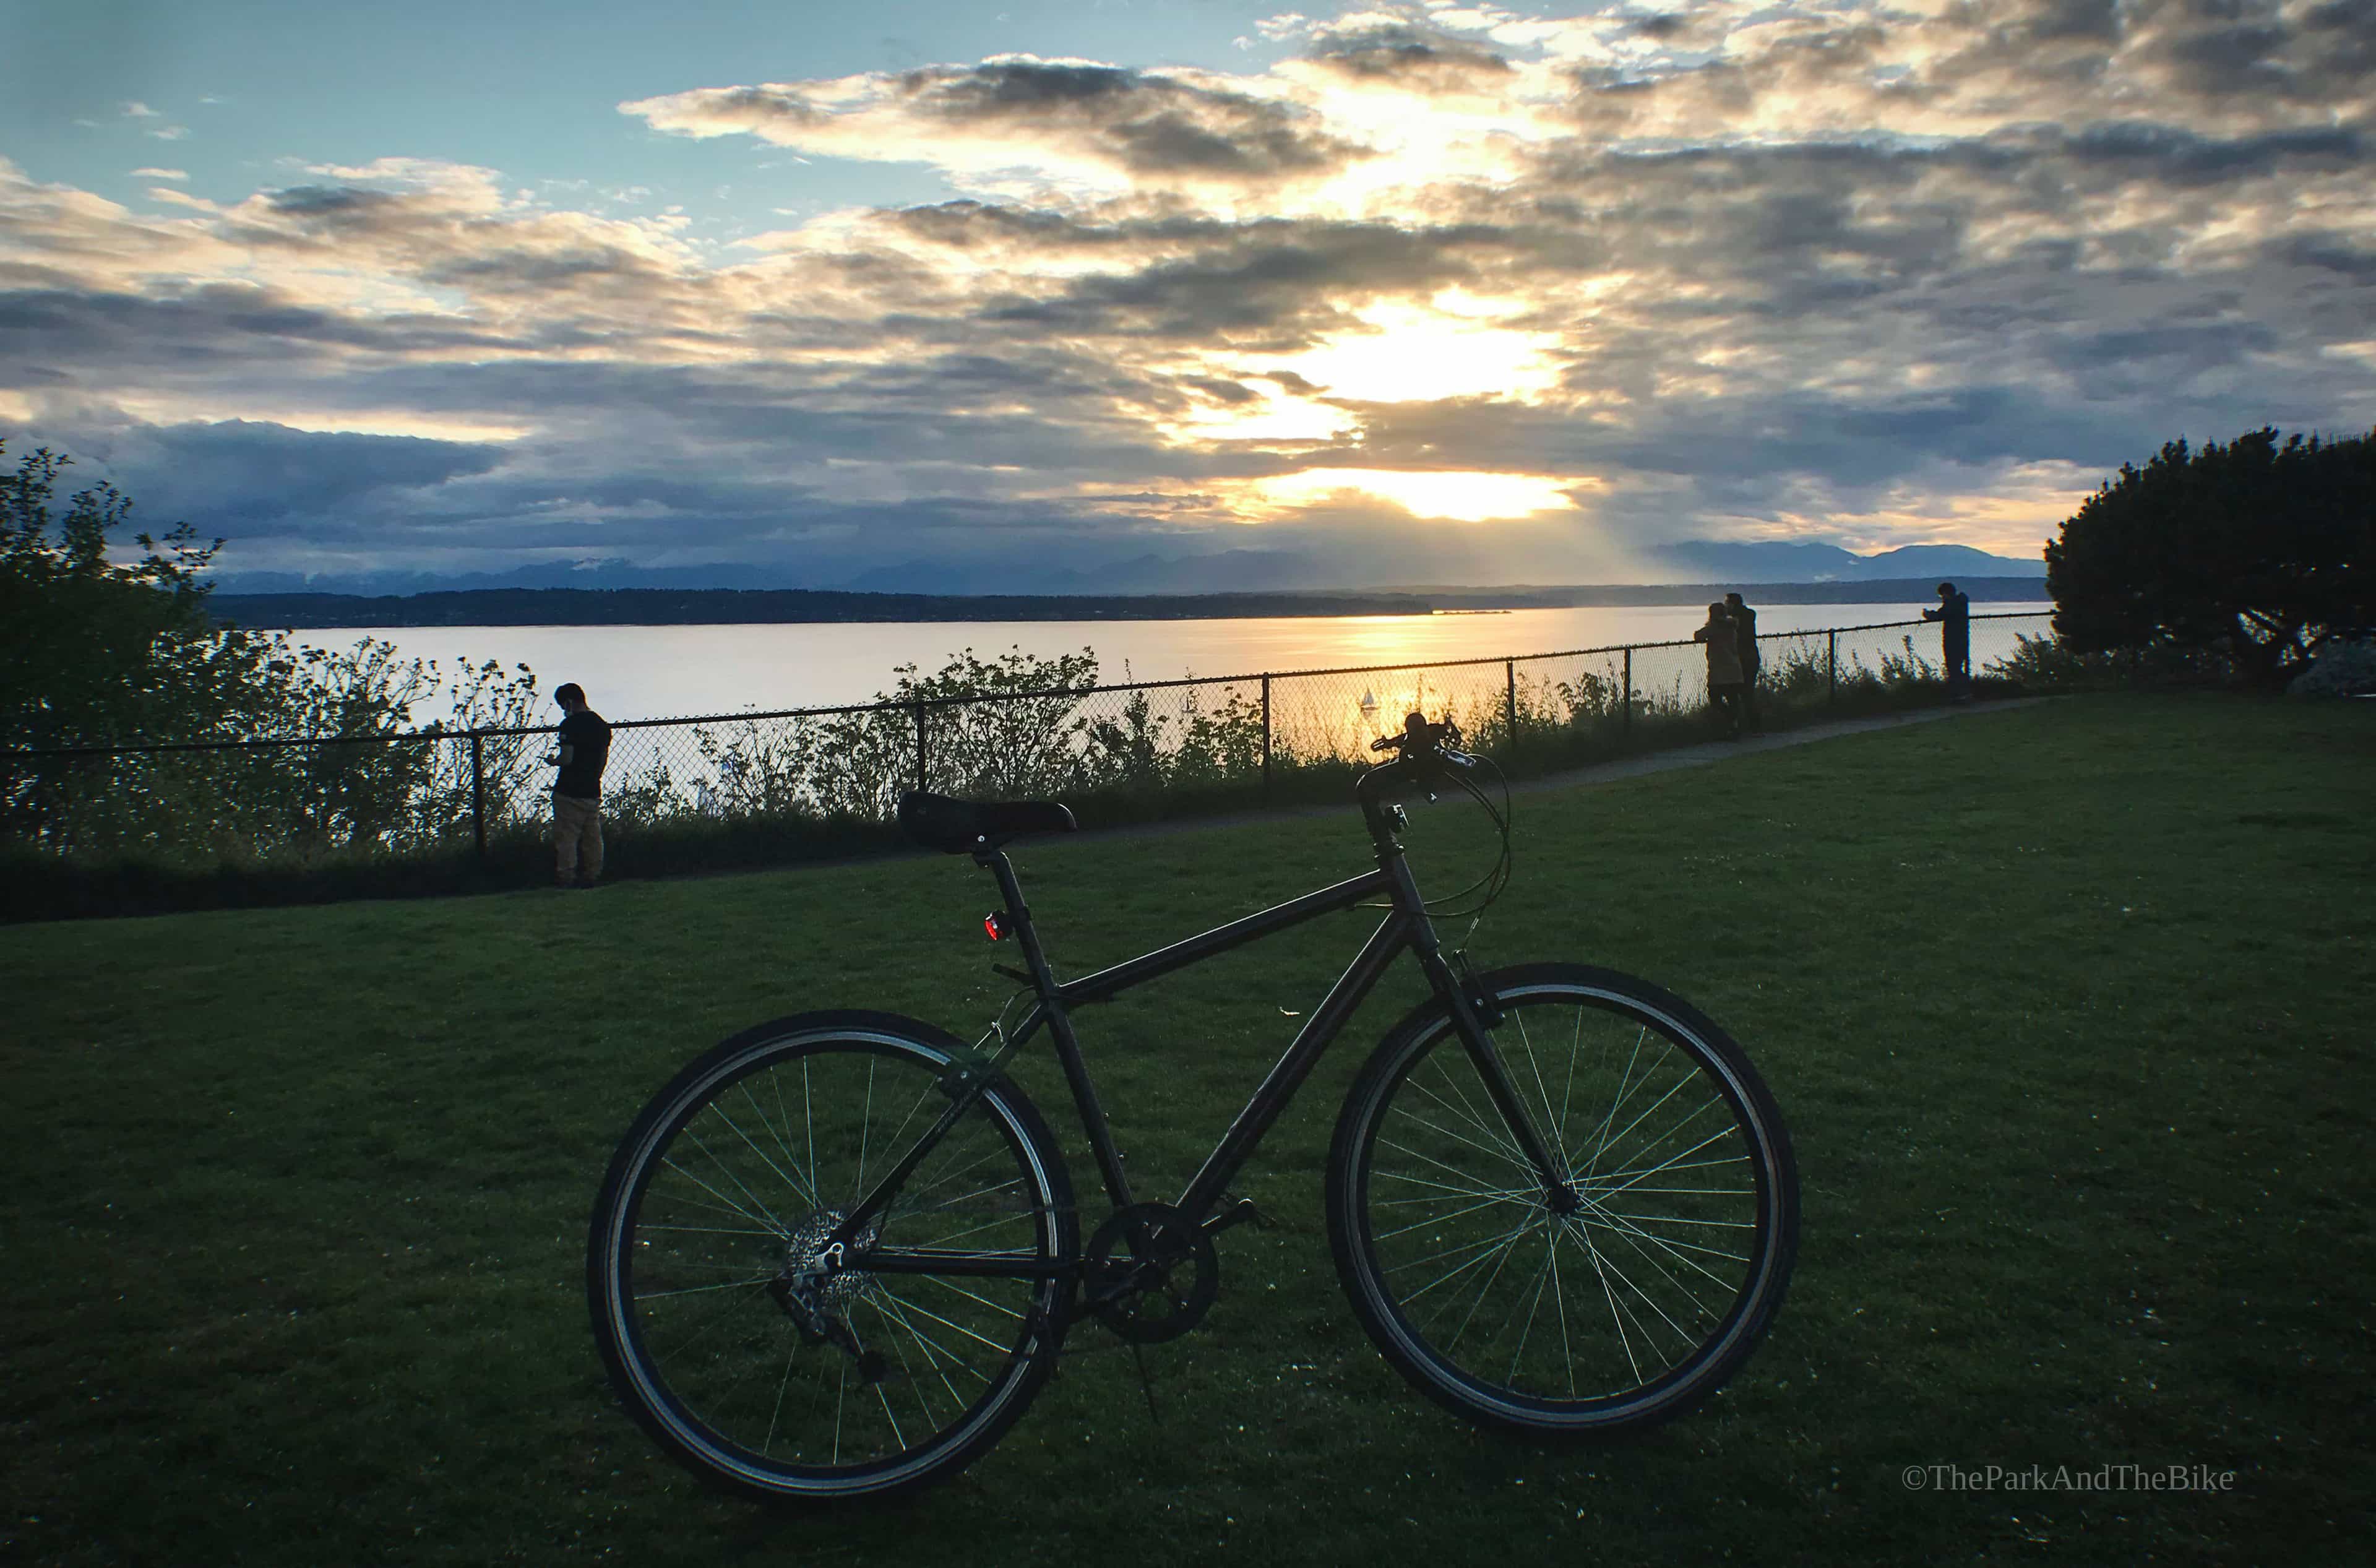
[586,712,1801,1503]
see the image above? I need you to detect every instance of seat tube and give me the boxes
[983,850,1140,1211]
[1380,846,1572,1192]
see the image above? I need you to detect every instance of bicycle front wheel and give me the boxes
[588,1012,1077,1503]
[1327,964,1797,1439]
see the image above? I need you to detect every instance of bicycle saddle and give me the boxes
[897,790,1078,853]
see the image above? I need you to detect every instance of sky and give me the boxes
[2,0,2373,590]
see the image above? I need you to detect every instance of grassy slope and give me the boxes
[2,694,2369,1566]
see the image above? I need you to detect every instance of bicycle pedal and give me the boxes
[1205,1196,1272,1234]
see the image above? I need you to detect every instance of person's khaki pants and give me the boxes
[554,791,604,884]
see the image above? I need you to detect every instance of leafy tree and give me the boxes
[2044,427,2376,689]
[2,442,541,858]
[0,442,288,751]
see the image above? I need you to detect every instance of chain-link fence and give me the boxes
[2,613,2053,871]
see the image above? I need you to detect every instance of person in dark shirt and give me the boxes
[1923,581,1973,702]
[1693,601,1747,739]
[1725,592,1760,731]
[547,683,612,887]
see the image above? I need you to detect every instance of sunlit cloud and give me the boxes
[1234,466,1587,522]
[1760,459,2105,558]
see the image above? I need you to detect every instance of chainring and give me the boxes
[1082,1202,1220,1345]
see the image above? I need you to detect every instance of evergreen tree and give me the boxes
[2044,428,2376,689]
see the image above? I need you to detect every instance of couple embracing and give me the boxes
[1692,593,1760,740]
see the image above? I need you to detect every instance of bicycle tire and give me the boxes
[587,1012,1077,1503]
[1325,963,1797,1439]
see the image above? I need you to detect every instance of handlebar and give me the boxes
[1357,711,1481,842]
[1370,710,1470,764]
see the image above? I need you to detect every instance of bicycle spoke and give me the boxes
[1418,1053,1534,1172]
[1385,1103,1539,1183]
[1439,1223,1530,1350]
[676,1131,791,1236]
[635,1274,778,1301]
[704,1101,817,1215]
[1373,1191,1530,1244]
[1509,1010,1570,1166]
[657,1153,786,1237]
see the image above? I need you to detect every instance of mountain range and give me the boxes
[210,541,2043,598]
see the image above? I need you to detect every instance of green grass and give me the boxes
[3,694,2369,1565]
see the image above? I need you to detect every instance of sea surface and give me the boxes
[293,602,2053,725]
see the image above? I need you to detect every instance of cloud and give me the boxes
[622,56,1372,196]
[4,1,2374,583]
[3,415,506,540]
[130,167,188,181]
[1296,17,1516,90]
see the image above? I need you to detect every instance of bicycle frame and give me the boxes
[826,768,1573,1286]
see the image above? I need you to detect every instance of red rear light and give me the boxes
[984,912,1007,941]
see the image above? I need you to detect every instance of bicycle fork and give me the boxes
[1382,850,1583,1216]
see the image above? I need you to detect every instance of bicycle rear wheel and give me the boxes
[1327,964,1797,1439]
[587,1012,1076,1502]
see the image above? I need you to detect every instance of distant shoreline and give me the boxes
[207,577,2050,631]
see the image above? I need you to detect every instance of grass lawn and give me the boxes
[3,694,2369,1566]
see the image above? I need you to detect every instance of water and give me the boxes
[292,602,2052,725]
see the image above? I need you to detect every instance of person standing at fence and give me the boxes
[548,683,612,888]
[1725,592,1761,731]
[1694,602,1747,739]
[1923,581,1973,703]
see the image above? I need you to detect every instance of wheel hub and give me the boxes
[779,1209,882,1311]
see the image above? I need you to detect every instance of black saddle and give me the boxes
[898,790,1078,855]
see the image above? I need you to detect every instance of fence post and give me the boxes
[912,699,928,792]
[470,731,488,861]
[1621,647,1633,739]
[1504,660,1518,757]
[1260,674,1272,798]
[1827,631,1838,709]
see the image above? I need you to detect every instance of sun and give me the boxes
[1233,467,1585,523]
[1270,298,1566,405]
[1160,293,1570,446]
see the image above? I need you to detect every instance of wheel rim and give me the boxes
[601,1034,1063,1490]
[1352,984,1781,1421]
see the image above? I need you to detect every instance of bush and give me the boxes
[2286,639,2376,697]
[1985,632,2232,692]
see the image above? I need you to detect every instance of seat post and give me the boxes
[976,848,1043,962]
